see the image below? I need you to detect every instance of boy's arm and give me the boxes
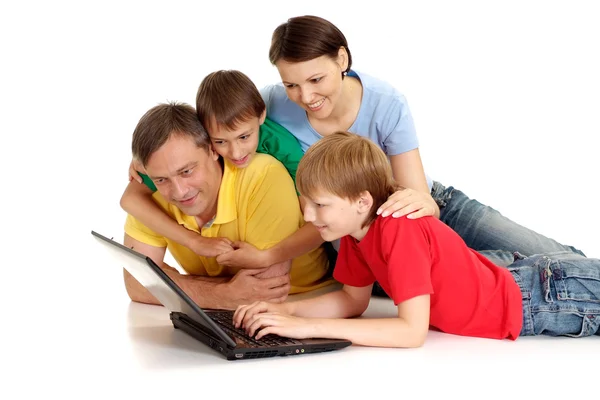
[239,291,430,348]
[296,294,430,348]
[233,284,371,327]
[216,196,324,269]
[120,180,233,257]
[286,284,371,318]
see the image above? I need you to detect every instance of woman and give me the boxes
[235,15,584,270]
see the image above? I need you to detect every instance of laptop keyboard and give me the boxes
[208,310,302,347]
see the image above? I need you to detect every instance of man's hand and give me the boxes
[216,241,273,269]
[253,261,291,279]
[218,268,291,310]
[189,235,234,258]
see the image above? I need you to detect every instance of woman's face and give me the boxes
[276,51,348,121]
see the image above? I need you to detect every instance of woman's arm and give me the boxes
[378,149,440,219]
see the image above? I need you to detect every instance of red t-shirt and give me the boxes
[333,215,523,340]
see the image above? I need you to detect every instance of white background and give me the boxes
[1,0,598,398]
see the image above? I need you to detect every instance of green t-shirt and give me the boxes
[138,117,304,193]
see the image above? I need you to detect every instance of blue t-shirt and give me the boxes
[261,70,432,189]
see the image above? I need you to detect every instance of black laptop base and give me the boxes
[170,312,350,361]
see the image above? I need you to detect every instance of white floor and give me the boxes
[11,266,596,400]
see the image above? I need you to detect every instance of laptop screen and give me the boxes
[91,230,235,347]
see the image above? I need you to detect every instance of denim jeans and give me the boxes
[431,181,586,267]
[509,252,600,337]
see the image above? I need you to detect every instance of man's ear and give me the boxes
[357,191,373,214]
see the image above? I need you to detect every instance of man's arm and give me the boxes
[123,234,228,307]
[123,234,291,310]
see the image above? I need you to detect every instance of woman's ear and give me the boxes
[337,46,349,72]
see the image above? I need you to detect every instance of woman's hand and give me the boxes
[377,188,439,219]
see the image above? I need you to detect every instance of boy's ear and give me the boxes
[357,191,373,214]
[208,145,220,161]
[259,109,266,125]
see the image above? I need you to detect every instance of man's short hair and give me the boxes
[195,70,266,131]
[296,131,398,227]
[132,102,210,167]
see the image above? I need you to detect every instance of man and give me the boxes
[122,102,331,310]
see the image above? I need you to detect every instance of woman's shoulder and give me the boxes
[352,69,408,104]
[260,83,289,106]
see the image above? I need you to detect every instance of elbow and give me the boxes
[123,269,146,304]
[402,329,428,348]
[119,190,134,214]
[346,300,369,318]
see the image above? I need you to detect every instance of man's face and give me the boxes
[144,134,222,217]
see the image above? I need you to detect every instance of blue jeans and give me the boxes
[508,252,600,337]
[431,181,586,266]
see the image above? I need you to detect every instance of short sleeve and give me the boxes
[333,236,375,287]
[256,118,304,189]
[380,95,419,156]
[381,218,434,305]
[139,173,157,192]
[124,214,167,248]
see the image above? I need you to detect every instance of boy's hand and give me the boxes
[377,188,438,219]
[189,236,234,258]
[216,241,272,269]
[128,159,145,184]
[233,300,289,329]
[244,312,314,340]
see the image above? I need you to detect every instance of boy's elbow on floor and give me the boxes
[404,331,428,348]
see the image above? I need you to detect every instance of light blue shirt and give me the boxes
[261,69,432,189]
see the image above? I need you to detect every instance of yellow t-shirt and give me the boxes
[125,153,333,294]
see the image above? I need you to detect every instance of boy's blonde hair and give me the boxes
[296,132,398,227]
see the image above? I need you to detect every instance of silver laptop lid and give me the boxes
[91,230,236,347]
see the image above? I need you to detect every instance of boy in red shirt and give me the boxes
[233,132,600,347]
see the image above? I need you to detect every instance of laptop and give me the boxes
[91,230,352,360]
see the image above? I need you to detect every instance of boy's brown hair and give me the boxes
[195,70,265,131]
[132,102,210,167]
[296,132,398,227]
